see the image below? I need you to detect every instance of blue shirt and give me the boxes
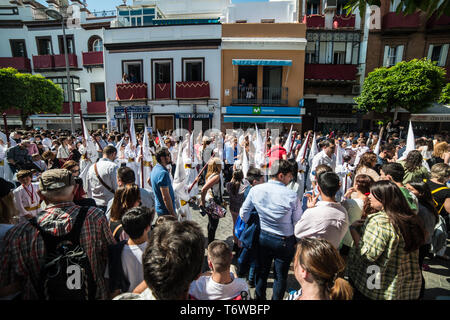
[239,180,303,237]
[224,144,238,165]
[150,163,176,215]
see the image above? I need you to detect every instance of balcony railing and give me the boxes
[176,81,210,99]
[232,86,288,105]
[305,64,357,81]
[427,13,450,29]
[383,12,420,29]
[54,54,78,68]
[0,57,32,72]
[61,102,81,114]
[32,55,54,69]
[82,51,103,66]
[154,83,171,99]
[302,15,325,28]
[87,101,106,114]
[116,83,148,100]
[333,14,355,28]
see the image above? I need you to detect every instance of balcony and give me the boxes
[54,54,78,68]
[87,101,106,114]
[0,57,32,72]
[60,102,81,114]
[333,14,356,29]
[304,64,357,81]
[382,12,420,29]
[231,87,288,105]
[32,55,54,70]
[154,83,171,100]
[302,15,325,28]
[176,81,210,99]
[427,13,450,29]
[82,51,103,67]
[116,83,148,100]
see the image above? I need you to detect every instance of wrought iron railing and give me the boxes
[232,86,288,105]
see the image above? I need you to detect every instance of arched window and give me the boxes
[93,38,103,52]
[88,36,103,52]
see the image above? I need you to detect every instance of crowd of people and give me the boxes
[0,123,448,301]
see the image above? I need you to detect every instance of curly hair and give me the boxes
[404,150,423,173]
[355,152,377,173]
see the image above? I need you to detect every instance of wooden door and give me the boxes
[154,116,174,132]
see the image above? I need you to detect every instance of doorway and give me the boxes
[263,66,282,103]
[154,115,174,132]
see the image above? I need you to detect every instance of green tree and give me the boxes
[355,58,446,120]
[0,68,63,128]
[439,82,450,104]
[16,73,63,128]
[345,0,450,18]
[0,68,27,114]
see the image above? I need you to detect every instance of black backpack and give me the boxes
[29,206,97,300]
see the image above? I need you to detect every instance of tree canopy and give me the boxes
[345,0,450,18]
[439,82,450,104]
[355,58,447,119]
[0,68,63,128]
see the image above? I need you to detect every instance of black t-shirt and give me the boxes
[426,180,450,215]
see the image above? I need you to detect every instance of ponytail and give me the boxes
[328,277,354,300]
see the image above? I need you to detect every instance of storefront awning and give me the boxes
[410,103,450,122]
[232,59,292,66]
[223,115,301,124]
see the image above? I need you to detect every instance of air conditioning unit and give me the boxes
[324,0,338,10]
[352,85,361,95]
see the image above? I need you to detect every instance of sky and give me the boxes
[36,0,269,12]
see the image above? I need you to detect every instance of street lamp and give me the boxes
[45,8,75,133]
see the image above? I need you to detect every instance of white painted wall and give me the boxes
[226,1,297,23]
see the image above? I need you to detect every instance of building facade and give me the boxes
[104,1,223,134]
[0,0,112,130]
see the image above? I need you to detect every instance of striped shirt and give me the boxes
[0,202,115,300]
[346,211,422,300]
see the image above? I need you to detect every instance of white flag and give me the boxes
[129,113,137,148]
[173,142,191,221]
[242,148,249,178]
[308,133,318,166]
[373,136,382,156]
[283,125,293,151]
[403,121,415,159]
[296,133,310,163]
[138,126,153,189]
[157,130,164,148]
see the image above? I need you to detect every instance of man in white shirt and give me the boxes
[309,139,336,185]
[295,172,349,249]
[189,240,249,300]
[86,145,119,211]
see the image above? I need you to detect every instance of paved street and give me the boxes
[188,201,450,300]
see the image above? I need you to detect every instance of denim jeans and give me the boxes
[255,230,296,300]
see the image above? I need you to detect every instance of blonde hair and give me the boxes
[433,141,448,158]
[430,163,450,183]
[205,157,222,181]
[295,238,353,300]
[0,192,18,224]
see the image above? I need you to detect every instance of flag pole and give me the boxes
[79,110,86,140]
[140,138,144,188]
[301,132,311,161]
[124,107,132,146]
[3,113,10,148]
[188,151,215,193]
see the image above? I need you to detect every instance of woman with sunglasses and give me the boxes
[346,180,426,300]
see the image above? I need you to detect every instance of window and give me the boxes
[10,39,27,58]
[307,0,320,15]
[383,45,404,67]
[58,35,75,55]
[47,77,81,102]
[122,60,143,83]
[236,20,247,23]
[306,32,359,65]
[428,44,449,67]
[91,83,105,101]
[261,19,275,23]
[36,37,52,55]
[152,59,172,99]
[88,36,103,52]
[183,58,204,82]
[336,0,348,15]
[117,7,155,26]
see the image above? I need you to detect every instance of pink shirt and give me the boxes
[27,143,39,156]
[294,201,349,249]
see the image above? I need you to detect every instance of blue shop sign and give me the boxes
[224,106,301,116]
